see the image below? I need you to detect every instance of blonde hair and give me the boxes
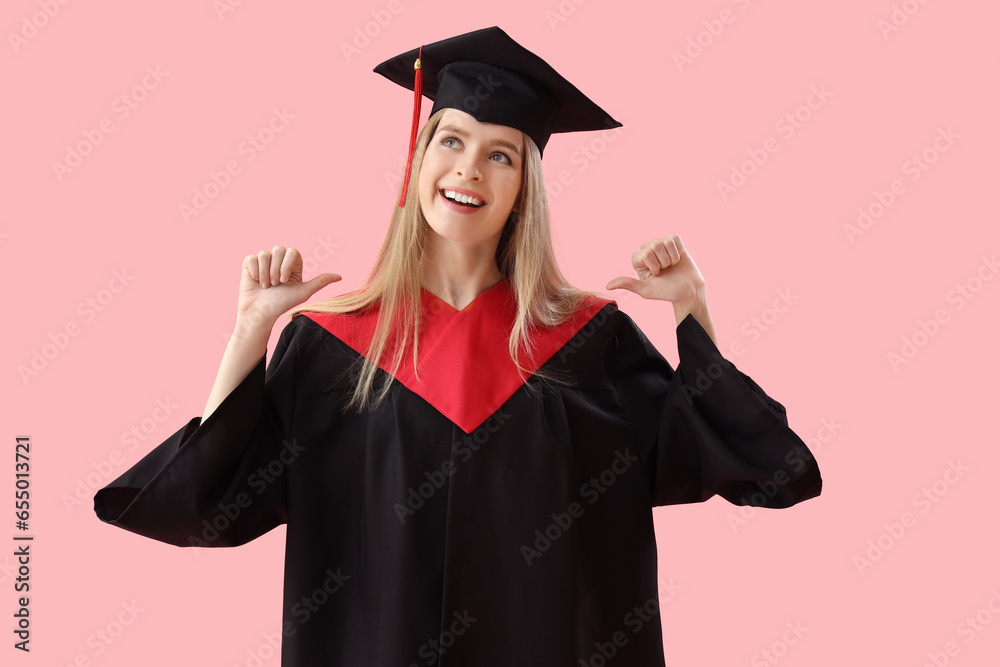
[287,108,609,413]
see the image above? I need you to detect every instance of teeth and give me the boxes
[443,190,483,207]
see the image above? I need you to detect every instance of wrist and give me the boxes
[672,282,707,320]
[232,310,277,344]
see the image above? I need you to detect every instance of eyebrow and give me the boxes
[436,124,522,157]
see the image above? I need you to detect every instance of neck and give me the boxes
[420,232,503,311]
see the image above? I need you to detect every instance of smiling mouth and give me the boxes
[440,189,486,208]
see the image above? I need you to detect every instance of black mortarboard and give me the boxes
[373,26,622,207]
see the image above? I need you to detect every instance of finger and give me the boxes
[662,237,681,265]
[606,276,642,294]
[270,246,286,286]
[302,272,342,296]
[630,250,643,273]
[648,243,673,272]
[631,249,658,276]
[640,247,662,277]
[281,247,302,283]
[256,251,272,289]
[671,234,686,257]
[244,254,259,283]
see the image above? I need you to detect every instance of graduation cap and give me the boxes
[373,26,623,207]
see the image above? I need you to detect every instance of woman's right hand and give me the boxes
[237,245,341,329]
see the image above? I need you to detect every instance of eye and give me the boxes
[439,134,514,166]
[490,149,513,165]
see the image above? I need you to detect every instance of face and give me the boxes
[417,108,524,250]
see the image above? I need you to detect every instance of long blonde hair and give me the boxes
[287,108,609,413]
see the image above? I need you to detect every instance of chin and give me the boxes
[427,224,487,245]
[424,218,495,245]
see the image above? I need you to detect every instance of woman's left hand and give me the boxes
[606,234,706,305]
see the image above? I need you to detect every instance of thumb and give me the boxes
[298,272,342,298]
[606,276,644,294]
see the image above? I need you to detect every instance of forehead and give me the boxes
[438,108,523,146]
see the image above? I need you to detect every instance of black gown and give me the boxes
[93,278,821,666]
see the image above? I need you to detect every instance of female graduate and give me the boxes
[95,26,822,666]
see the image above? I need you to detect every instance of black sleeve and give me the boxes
[93,316,302,547]
[607,308,822,508]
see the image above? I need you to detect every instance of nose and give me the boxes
[455,153,482,181]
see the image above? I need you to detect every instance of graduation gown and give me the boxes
[93,278,821,666]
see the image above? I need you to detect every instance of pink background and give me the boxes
[4,1,999,665]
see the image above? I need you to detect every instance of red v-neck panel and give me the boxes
[400,279,510,386]
[420,277,510,314]
[301,282,615,433]
[416,286,613,432]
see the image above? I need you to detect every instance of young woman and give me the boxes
[95,26,821,666]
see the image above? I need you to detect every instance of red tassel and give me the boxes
[398,46,423,208]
